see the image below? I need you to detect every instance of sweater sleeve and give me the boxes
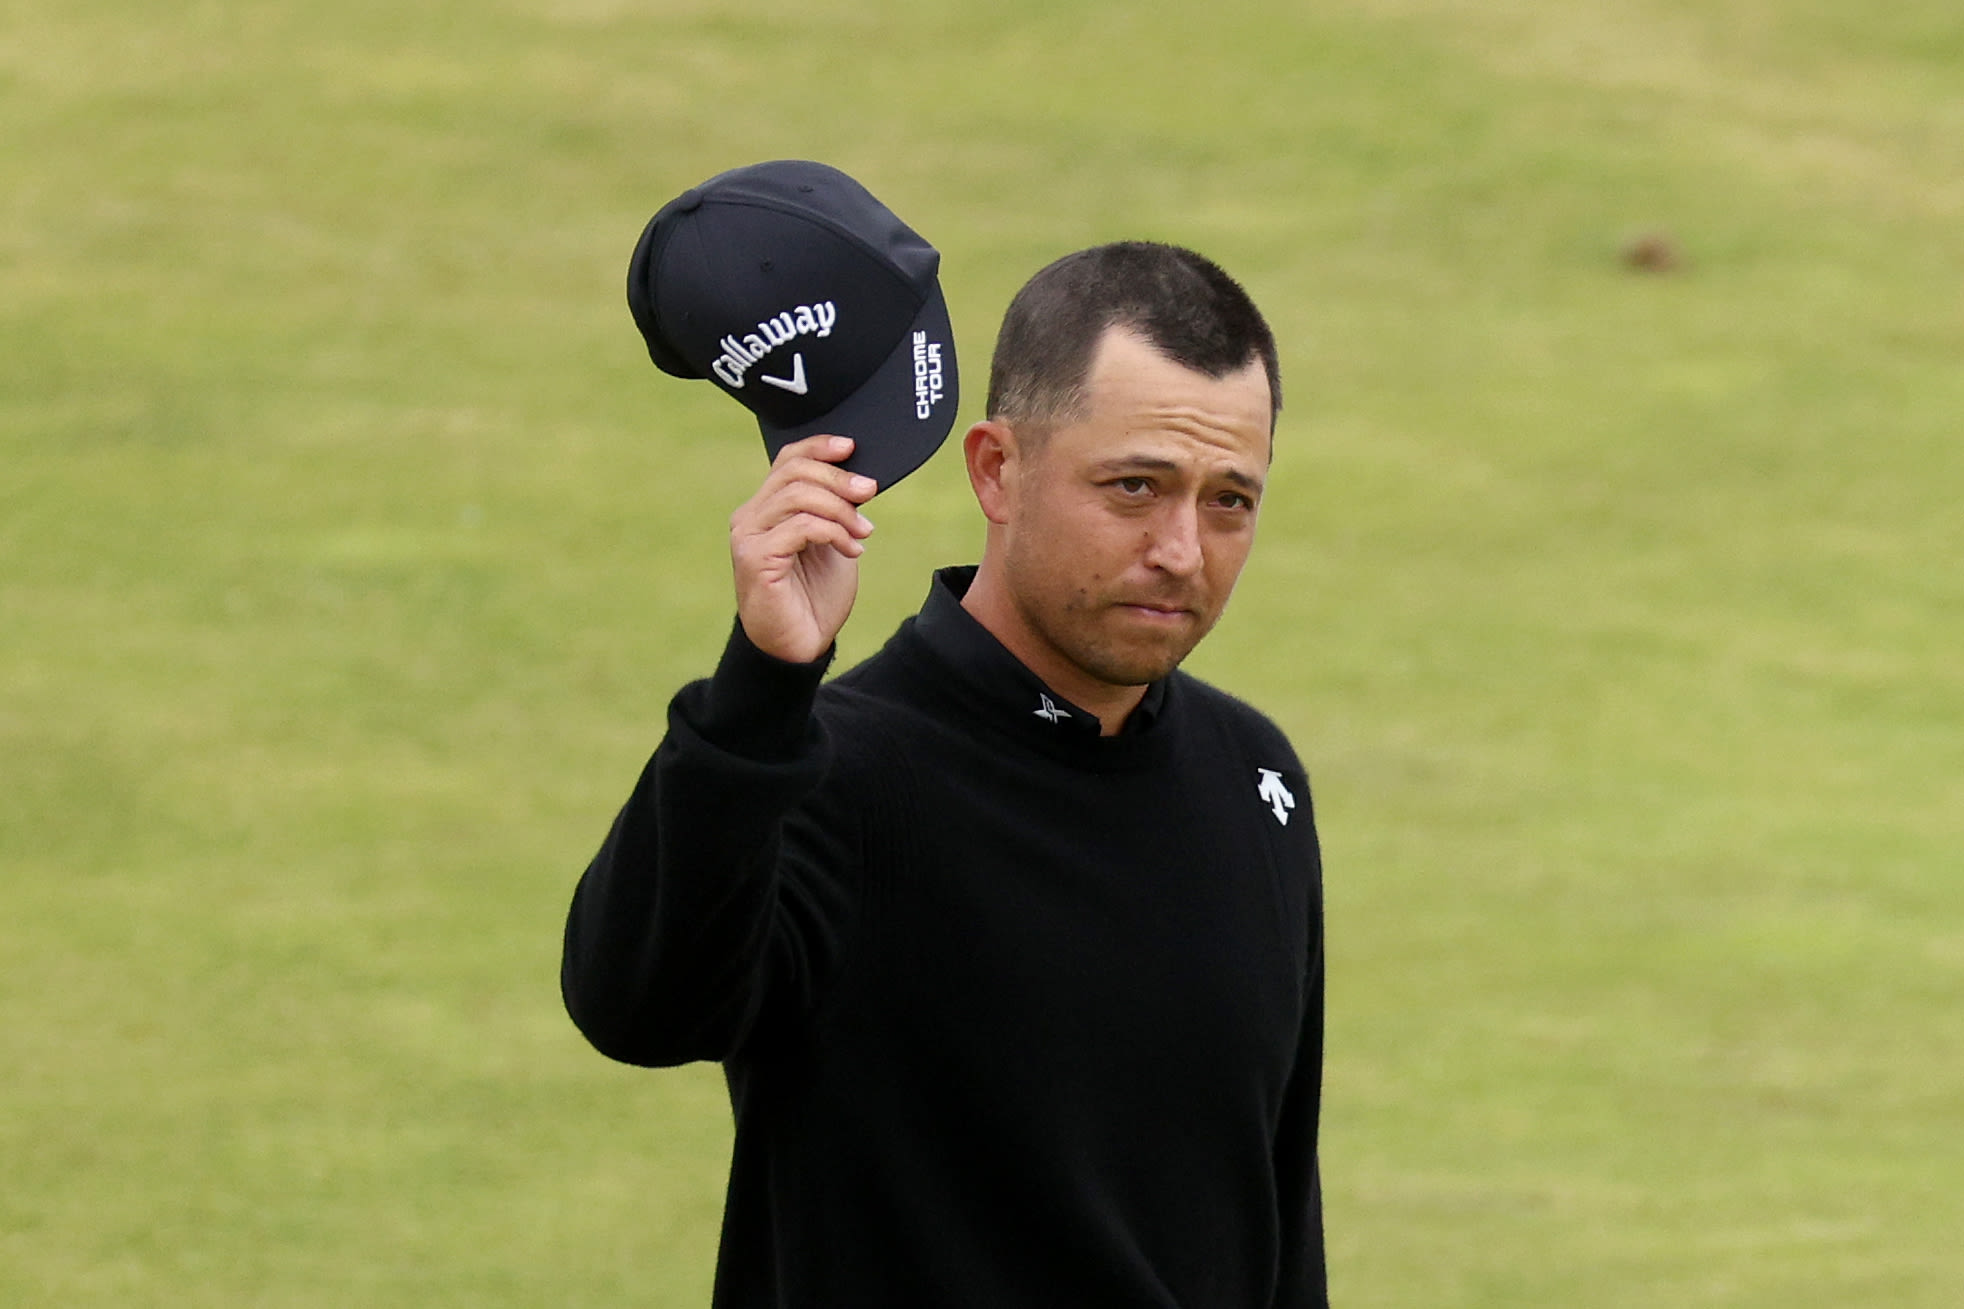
[559,619,860,1068]
[1272,785,1330,1308]
[1272,929,1328,1306]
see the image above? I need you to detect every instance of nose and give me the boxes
[1144,500,1203,578]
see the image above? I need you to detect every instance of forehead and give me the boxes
[1059,328,1273,467]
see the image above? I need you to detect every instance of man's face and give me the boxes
[999,328,1273,690]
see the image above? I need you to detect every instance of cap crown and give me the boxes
[630,161,938,429]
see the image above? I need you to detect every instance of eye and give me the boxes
[1111,477,1153,496]
[1214,491,1257,512]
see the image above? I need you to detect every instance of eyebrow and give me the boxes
[1090,456,1266,495]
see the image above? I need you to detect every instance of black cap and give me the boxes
[626,160,959,490]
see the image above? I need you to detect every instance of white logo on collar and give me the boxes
[1257,768,1296,825]
[711,301,838,390]
[1034,693,1071,725]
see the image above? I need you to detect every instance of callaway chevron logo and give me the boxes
[711,301,839,389]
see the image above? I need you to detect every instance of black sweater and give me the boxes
[563,568,1327,1307]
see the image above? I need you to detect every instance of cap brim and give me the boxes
[759,282,959,493]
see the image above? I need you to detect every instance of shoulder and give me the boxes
[813,634,914,720]
[1169,672,1322,870]
[1167,670,1305,771]
[807,638,933,776]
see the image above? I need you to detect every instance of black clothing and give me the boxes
[563,567,1328,1306]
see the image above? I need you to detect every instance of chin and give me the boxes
[1076,637,1197,688]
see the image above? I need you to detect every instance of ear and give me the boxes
[962,419,1019,526]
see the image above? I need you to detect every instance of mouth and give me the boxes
[1116,601,1193,624]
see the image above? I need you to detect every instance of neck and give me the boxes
[959,557,1148,737]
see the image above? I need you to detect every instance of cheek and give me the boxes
[1205,536,1254,587]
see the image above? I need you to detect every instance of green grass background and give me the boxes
[5,0,1961,1303]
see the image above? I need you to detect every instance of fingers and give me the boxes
[729,435,875,663]
[749,511,867,565]
[733,435,879,553]
[769,435,879,506]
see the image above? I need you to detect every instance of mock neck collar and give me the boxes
[910,566,1168,739]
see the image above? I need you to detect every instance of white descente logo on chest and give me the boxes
[1257,768,1296,825]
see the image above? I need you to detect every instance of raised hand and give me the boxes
[729,435,879,664]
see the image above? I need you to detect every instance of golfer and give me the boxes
[565,219,1327,1305]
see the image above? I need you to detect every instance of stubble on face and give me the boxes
[1006,544,1217,689]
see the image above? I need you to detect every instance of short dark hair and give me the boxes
[984,241,1281,432]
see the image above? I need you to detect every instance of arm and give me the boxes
[560,624,841,1066]
[1271,934,1328,1306]
[559,436,879,1067]
[1272,787,1329,1308]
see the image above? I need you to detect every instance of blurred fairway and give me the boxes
[5,0,1962,1303]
